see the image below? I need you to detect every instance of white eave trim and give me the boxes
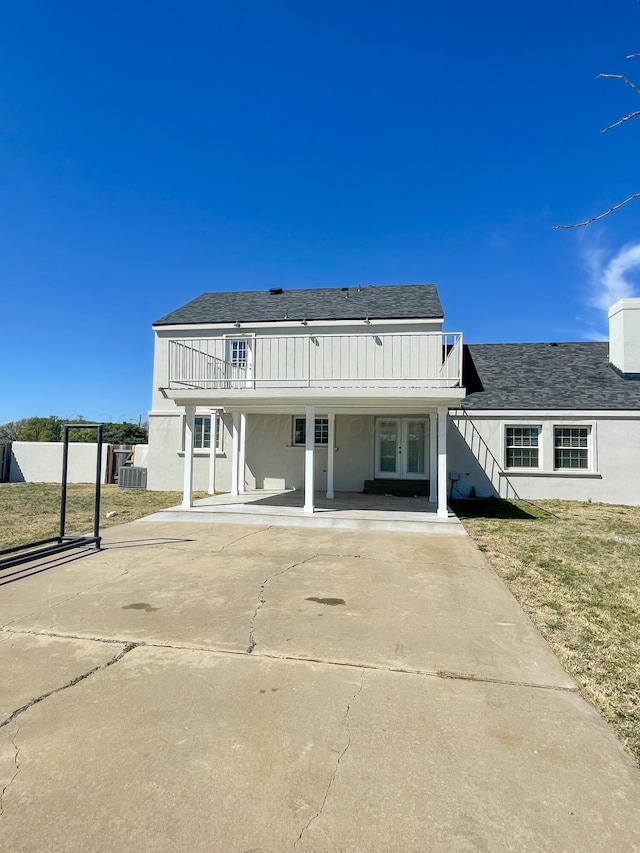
[162,387,466,413]
[452,408,640,419]
[153,317,444,332]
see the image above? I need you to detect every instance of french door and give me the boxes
[375,418,428,480]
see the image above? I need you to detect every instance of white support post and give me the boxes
[238,413,247,494]
[208,408,218,495]
[429,412,437,504]
[326,413,335,499]
[182,405,195,508]
[304,405,315,513]
[230,412,240,496]
[437,406,448,518]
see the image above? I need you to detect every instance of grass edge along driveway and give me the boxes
[454,497,640,767]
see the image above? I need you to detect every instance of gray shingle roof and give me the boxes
[154,284,443,325]
[463,342,640,410]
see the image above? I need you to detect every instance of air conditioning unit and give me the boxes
[118,466,147,489]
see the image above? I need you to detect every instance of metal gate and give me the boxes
[0,425,103,572]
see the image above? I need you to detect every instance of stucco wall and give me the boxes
[147,412,377,493]
[10,442,109,484]
[449,412,640,505]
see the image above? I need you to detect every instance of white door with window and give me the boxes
[375,418,428,479]
[225,336,253,387]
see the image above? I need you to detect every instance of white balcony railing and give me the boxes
[167,332,463,391]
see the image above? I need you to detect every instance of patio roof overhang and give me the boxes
[162,386,467,414]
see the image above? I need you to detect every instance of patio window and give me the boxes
[554,426,589,469]
[505,426,539,468]
[191,415,222,451]
[293,416,329,446]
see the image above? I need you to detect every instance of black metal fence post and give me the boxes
[94,425,103,547]
[59,425,70,539]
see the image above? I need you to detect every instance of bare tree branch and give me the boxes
[553,193,640,229]
[596,72,640,96]
[554,18,640,230]
[601,108,640,132]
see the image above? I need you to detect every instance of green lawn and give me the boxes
[453,498,640,765]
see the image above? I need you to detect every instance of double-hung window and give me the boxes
[193,415,221,451]
[293,417,329,446]
[505,426,539,468]
[554,427,589,469]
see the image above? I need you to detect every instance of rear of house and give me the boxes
[147,283,465,515]
[147,285,640,509]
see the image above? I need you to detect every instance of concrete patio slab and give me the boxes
[143,489,466,534]
[2,521,571,685]
[0,632,125,721]
[1,647,638,852]
[1,517,639,851]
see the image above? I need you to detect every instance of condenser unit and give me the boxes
[118,466,147,489]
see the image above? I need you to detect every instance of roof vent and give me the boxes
[269,287,284,295]
[550,342,559,347]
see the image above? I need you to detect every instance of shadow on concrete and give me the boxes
[0,547,101,587]
[103,538,195,550]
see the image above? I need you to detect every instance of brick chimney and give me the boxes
[609,298,640,377]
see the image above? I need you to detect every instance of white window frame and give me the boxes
[504,424,541,470]
[182,413,223,453]
[292,416,329,446]
[553,425,591,471]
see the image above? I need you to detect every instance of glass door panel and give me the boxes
[377,420,399,477]
[404,420,426,477]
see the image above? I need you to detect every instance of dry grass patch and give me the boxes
[0,483,203,550]
[453,498,640,765]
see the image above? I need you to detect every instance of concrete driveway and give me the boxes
[1,519,639,851]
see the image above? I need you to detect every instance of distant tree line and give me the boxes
[0,417,148,444]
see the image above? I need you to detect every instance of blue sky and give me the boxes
[2,0,640,423]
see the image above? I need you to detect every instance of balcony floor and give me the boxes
[142,490,464,535]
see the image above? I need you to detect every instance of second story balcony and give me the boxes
[165,332,463,393]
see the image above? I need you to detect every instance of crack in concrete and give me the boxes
[0,627,577,693]
[214,526,274,553]
[294,670,365,848]
[0,726,21,817]
[311,551,474,570]
[0,628,132,646]
[247,554,319,654]
[0,642,140,730]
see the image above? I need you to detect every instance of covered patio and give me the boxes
[174,398,464,519]
[144,488,465,534]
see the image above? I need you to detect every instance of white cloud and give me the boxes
[583,241,640,313]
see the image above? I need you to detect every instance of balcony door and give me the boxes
[224,336,254,388]
[375,418,428,480]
